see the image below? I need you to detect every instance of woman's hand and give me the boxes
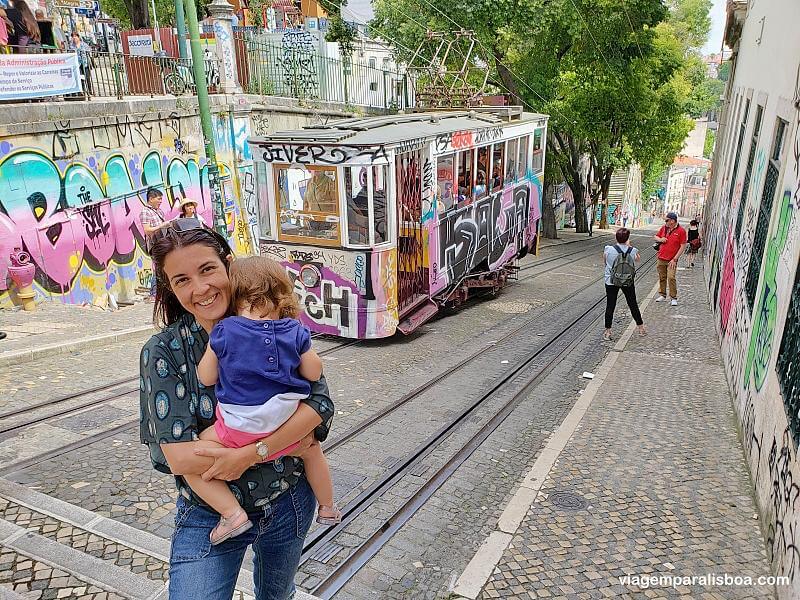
[286,433,317,457]
[194,445,254,482]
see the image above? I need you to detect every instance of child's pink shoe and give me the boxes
[210,509,253,545]
[317,504,342,526]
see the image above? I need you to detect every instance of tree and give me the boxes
[718,61,730,82]
[372,0,702,234]
[704,128,715,158]
[102,0,176,29]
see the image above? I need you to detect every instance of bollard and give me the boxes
[8,247,36,312]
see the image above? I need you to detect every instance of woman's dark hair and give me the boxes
[149,222,234,328]
[13,0,41,42]
[690,219,699,226]
[615,228,631,243]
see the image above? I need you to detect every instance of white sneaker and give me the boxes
[670,299,678,306]
[655,295,666,303]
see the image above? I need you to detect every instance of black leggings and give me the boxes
[605,284,643,329]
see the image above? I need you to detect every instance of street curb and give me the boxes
[0,518,166,600]
[0,325,156,368]
[450,281,661,599]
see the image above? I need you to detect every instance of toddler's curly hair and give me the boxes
[229,256,299,319]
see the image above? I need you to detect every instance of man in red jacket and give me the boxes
[653,212,687,306]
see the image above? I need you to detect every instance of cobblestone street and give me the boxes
[0,233,777,599]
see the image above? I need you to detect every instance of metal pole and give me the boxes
[175,0,188,60]
[182,0,226,237]
[150,0,161,50]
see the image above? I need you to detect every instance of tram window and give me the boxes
[491,143,504,192]
[517,135,530,180]
[475,146,489,199]
[373,165,388,244]
[532,129,544,173]
[275,165,340,244]
[437,154,456,211]
[505,138,518,182]
[255,161,271,238]
[457,148,474,205]
[345,166,369,245]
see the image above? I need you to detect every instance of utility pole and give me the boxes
[182,0,227,237]
[175,0,188,60]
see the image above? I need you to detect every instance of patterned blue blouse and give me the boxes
[139,313,335,513]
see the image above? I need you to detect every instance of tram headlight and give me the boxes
[299,264,321,288]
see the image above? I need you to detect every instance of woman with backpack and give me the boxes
[603,228,646,341]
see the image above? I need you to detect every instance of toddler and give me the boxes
[192,256,340,545]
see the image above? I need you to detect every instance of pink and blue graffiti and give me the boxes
[0,149,213,302]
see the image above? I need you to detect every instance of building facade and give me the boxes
[704,1,800,595]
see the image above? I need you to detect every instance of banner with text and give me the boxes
[0,53,81,100]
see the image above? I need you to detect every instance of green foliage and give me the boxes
[704,128,715,158]
[318,0,358,57]
[718,61,730,82]
[102,0,176,29]
[667,0,712,49]
[371,0,712,230]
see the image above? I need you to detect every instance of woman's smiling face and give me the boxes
[162,243,230,330]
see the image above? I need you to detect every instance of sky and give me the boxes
[703,0,727,54]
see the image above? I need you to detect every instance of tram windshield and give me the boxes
[275,165,340,245]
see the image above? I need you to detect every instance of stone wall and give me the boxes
[0,95,356,308]
[704,1,800,595]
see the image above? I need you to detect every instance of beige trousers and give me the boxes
[657,258,677,299]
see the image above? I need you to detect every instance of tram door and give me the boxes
[395,150,427,314]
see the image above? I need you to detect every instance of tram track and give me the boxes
[324,248,632,454]
[300,251,659,597]
[0,338,360,439]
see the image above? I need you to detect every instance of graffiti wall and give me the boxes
[0,102,346,309]
[704,23,800,594]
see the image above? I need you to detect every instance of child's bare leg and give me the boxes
[185,428,252,544]
[298,443,340,524]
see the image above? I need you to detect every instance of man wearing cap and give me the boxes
[654,212,687,305]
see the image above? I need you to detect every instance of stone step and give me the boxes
[0,479,320,599]
[0,518,164,600]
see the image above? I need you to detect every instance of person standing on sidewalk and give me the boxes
[685,219,701,268]
[603,227,646,341]
[653,211,687,306]
[139,187,171,302]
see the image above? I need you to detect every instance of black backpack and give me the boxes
[610,245,636,287]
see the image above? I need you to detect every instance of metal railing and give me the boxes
[235,35,413,109]
[2,37,414,109]
[78,52,221,99]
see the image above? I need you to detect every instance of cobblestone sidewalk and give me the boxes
[460,264,776,599]
[0,302,154,364]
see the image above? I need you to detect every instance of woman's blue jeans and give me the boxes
[168,476,315,600]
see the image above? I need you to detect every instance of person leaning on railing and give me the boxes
[70,31,93,96]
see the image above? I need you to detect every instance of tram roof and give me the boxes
[249,108,548,148]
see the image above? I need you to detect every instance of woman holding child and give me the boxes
[139,218,336,599]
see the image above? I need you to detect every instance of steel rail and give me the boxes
[322,252,633,454]
[302,252,659,595]
[0,377,137,421]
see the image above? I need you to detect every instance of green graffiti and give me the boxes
[744,191,793,390]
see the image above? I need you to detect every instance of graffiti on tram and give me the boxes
[259,243,399,339]
[430,178,541,294]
